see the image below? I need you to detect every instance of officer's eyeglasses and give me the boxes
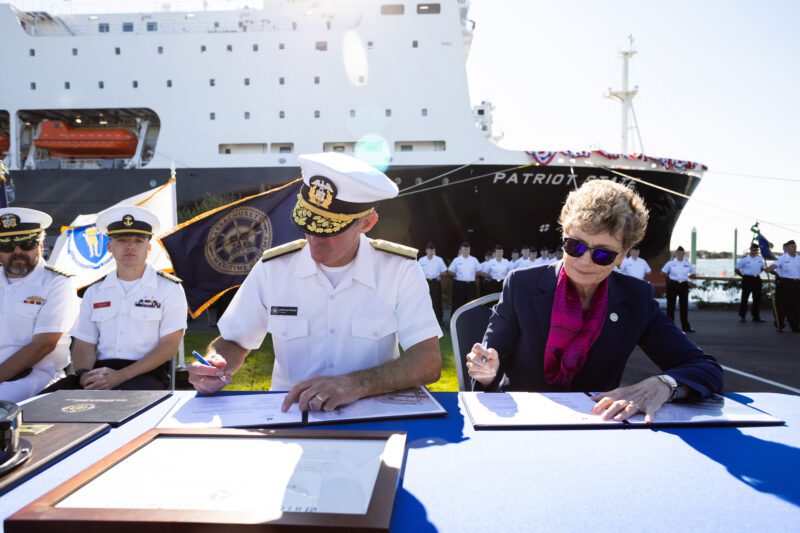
[0,239,39,253]
[562,237,620,266]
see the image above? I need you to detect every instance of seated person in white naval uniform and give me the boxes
[0,208,79,402]
[44,206,187,391]
[188,152,443,412]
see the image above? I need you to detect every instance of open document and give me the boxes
[158,393,303,428]
[306,386,446,425]
[158,387,445,429]
[461,392,784,429]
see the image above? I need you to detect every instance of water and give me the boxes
[690,258,771,304]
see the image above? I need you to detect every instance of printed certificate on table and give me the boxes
[461,392,785,429]
[157,393,303,428]
[7,428,407,531]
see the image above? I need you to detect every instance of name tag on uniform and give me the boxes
[135,299,162,309]
[271,306,298,316]
[93,301,111,309]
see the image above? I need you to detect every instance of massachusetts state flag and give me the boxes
[160,179,303,318]
[49,178,177,289]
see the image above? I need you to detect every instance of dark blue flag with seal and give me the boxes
[160,179,303,318]
[750,223,775,260]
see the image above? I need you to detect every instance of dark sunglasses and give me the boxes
[0,239,39,253]
[563,237,620,266]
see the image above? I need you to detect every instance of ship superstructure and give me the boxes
[0,0,704,266]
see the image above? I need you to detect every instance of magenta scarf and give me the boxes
[543,266,609,386]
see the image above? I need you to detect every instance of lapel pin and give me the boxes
[609,313,619,322]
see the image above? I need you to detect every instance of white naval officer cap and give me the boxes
[292,152,399,236]
[0,207,52,243]
[96,205,161,238]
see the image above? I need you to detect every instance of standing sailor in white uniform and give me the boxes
[188,153,442,412]
[0,208,79,402]
[735,242,766,323]
[661,246,697,333]
[619,245,652,280]
[418,242,448,323]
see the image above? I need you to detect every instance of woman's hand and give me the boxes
[466,343,500,385]
[591,376,672,423]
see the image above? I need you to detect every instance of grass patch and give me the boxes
[183,331,459,392]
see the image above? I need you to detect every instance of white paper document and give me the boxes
[307,386,446,425]
[461,392,785,429]
[624,394,783,426]
[461,391,619,428]
[157,393,303,428]
[57,436,386,515]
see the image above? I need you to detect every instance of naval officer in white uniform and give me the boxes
[418,242,448,323]
[0,208,79,402]
[188,153,443,412]
[618,245,652,280]
[735,242,766,323]
[45,205,187,391]
[661,246,697,333]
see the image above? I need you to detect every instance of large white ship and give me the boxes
[0,0,704,266]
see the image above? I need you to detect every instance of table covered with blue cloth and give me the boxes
[1,392,799,532]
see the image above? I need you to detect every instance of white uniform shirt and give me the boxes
[218,235,443,391]
[513,257,535,270]
[448,255,481,282]
[72,265,188,360]
[661,258,696,282]
[483,258,512,281]
[533,256,550,267]
[774,253,800,279]
[620,257,652,280]
[736,254,765,277]
[0,262,79,374]
[418,255,448,280]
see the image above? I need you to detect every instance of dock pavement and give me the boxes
[622,309,799,395]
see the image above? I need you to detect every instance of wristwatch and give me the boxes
[656,374,679,401]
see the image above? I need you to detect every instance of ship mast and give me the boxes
[605,35,644,154]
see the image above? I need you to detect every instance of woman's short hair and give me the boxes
[558,179,648,250]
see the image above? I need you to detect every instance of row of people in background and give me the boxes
[418,241,565,322]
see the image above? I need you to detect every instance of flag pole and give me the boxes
[0,161,9,208]
[170,161,188,382]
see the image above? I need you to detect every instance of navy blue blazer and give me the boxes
[480,263,723,396]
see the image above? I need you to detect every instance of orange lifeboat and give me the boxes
[0,132,9,157]
[34,120,138,158]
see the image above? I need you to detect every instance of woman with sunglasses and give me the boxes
[466,180,723,423]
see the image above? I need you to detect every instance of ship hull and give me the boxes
[9,163,698,267]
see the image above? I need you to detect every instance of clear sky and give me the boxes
[14,0,799,253]
[465,0,799,254]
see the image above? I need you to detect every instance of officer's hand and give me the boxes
[82,367,124,390]
[187,352,231,394]
[465,343,500,385]
[281,375,362,413]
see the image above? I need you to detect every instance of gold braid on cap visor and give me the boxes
[0,230,42,242]
[292,194,374,235]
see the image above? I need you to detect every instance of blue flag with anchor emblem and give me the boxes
[160,180,303,318]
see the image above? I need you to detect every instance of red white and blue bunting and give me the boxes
[525,151,557,165]
[525,150,706,173]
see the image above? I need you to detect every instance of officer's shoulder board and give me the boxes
[157,271,183,284]
[262,239,307,262]
[44,265,74,278]
[79,275,107,296]
[369,239,418,260]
